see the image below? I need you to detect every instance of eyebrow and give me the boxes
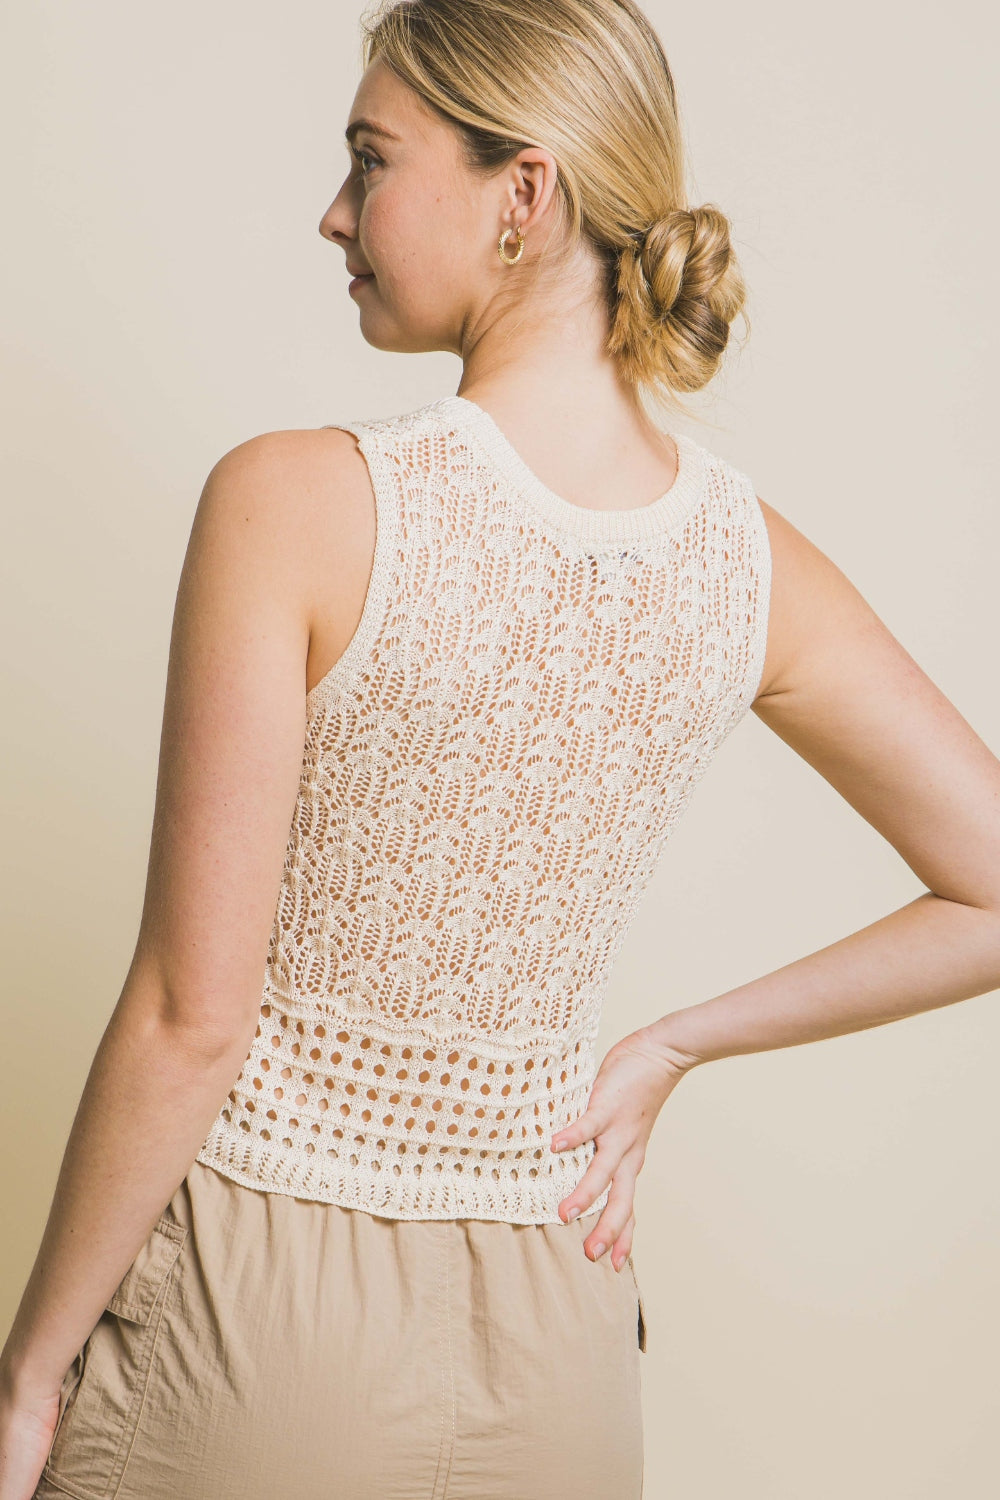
[345,118,402,146]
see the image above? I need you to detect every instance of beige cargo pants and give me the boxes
[34,1157,648,1499]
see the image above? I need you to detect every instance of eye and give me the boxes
[349,145,380,177]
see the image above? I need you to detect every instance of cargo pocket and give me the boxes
[37,1214,188,1500]
[626,1253,648,1354]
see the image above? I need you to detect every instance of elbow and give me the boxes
[121,966,259,1063]
[157,1001,258,1065]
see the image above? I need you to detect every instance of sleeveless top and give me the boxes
[195,394,772,1224]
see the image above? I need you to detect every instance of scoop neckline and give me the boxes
[433,393,705,545]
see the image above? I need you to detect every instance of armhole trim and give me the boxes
[745,483,773,707]
[305,422,400,715]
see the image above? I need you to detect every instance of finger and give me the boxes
[609,1212,636,1272]
[582,1159,641,1264]
[557,1140,619,1225]
[551,1107,603,1152]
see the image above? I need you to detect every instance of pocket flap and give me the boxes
[106,1216,187,1326]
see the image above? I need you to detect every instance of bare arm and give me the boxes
[0,431,344,1400]
[650,498,1000,1068]
[549,498,1000,1271]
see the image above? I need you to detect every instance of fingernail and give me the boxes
[566,1205,580,1222]
[592,1242,606,1259]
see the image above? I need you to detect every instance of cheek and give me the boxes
[362,195,474,314]
[361,198,406,276]
[367,194,462,278]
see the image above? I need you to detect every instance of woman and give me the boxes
[4,1,999,1496]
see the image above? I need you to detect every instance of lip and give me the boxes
[348,272,375,292]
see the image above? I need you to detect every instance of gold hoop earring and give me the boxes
[498,225,525,265]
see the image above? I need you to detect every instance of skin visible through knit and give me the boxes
[195,395,772,1223]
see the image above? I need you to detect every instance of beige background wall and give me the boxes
[3,2,998,1494]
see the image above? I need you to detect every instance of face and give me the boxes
[319,57,561,357]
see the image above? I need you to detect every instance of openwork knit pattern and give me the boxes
[195,395,771,1223]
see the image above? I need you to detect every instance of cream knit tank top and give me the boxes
[195,395,771,1224]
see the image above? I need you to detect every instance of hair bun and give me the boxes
[625,207,705,316]
[611,202,747,393]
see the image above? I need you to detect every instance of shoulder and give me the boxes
[178,427,378,665]
[203,425,368,513]
[194,425,372,571]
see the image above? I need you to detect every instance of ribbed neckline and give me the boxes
[433,393,705,545]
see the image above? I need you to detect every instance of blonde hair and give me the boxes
[356,0,749,420]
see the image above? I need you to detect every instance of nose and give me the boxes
[318,209,343,244]
[318,179,357,248]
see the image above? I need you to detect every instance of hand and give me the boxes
[550,1024,699,1269]
[0,1364,63,1500]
